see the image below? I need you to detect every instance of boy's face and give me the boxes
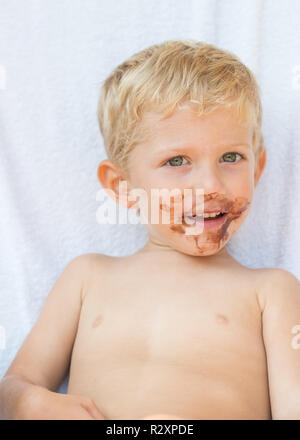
[108,104,265,257]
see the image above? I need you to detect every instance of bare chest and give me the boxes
[67,272,270,419]
[71,275,264,373]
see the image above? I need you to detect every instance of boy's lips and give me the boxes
[183,208,229,217]
[183,211,228,229]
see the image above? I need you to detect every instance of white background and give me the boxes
[0,0,299,393]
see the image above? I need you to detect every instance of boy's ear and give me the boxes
[254,147,266,187]
[97,160,133,208]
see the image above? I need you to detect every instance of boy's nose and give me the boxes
[189,162,225,195]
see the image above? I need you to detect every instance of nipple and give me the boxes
[92,314,103,329]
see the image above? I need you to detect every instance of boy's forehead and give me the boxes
[138,105,252,151]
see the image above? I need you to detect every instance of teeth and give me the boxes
[204,211,221,218]
[187,211,222,219]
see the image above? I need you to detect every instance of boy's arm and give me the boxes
[4,254,88,390]
[259,268,300,419]
[0,254,105,419]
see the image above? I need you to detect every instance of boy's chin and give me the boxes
[176,242,227,257]
[160,234,228,257]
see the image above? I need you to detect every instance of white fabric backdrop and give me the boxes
[0,0,299,394]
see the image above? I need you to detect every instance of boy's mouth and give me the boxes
[186,211,225,220]
[183,211,228,229]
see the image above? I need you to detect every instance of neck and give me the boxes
[139,236,231,262]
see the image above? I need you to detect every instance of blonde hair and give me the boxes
[97,39,264,176]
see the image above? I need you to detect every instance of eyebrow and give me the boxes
[153,143,251,156]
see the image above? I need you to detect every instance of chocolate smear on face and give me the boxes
[159,191,250,253]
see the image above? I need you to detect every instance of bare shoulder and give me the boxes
[63,253,109,278]
[70,252,116,270]
[255,267,300,312]
[74,252,115,264]
[72,253,118,300]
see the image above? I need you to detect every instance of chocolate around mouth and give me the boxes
[164,192,251,253]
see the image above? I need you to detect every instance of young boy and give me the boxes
[1,39,300,420]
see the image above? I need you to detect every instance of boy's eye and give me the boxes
[221,152,244,163]
[163,152,245,167]
[164,156,188,167]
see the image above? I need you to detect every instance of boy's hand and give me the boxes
[16,386,106,420]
